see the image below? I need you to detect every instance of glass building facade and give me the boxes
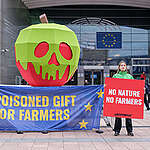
[0,0,30,84]
[29,6,150,85]
[0,2,150,85]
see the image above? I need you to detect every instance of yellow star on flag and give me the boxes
[79,120,88,129]
[84,102,93,112]
[97,89,104,98]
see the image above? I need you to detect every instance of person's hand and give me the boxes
[104,84,106,88]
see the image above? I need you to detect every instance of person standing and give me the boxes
[112,60,134,136]
[144,80,150,110]
[140,72,146,80]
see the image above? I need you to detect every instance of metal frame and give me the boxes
[131,58,150,67]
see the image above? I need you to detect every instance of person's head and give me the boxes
[143,72,145,74]
[117,60,127,73]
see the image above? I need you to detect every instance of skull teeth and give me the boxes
[45,73,53,80]
[44,70,60,80]
[56,70,59,79]
[39,65,70,81]
[45,73,48,80]
[16,60,71,86]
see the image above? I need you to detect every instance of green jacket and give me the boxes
[112,71,134,79]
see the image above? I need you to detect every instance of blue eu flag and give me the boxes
[96,32,122,49]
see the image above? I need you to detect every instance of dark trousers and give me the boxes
[144,94,149,110]
[148,94,150,103]
[114,117,132,133]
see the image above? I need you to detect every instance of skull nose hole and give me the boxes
[48,53,60,66]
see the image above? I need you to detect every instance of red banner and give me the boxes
[103,77,145,119]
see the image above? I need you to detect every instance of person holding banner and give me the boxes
[112,60,134,136]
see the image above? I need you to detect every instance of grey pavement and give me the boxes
[0,110,149,150]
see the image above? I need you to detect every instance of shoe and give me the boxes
[128,132,134,136]
[96,130,104,134]
[114,132,119,136]
[16,131,23,134]
[107,123,111,127]
[41,131,48,134]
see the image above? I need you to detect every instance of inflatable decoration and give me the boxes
[15,23,80,86]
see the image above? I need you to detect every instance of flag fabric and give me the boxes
[0,85,104,131]
[96,32,122,49]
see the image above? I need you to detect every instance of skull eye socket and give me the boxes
[34,42,49,58]
[59,42,72,60]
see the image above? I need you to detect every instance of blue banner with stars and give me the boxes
[0,85,104,131]
[96,32,122,49]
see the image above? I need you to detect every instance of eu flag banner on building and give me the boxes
[96,32,122,49]
[0,85,104,131]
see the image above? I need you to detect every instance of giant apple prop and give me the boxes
[15,23,80,86]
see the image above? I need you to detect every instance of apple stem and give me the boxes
[39,13,48,23]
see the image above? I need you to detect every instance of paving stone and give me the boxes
[0,110,149,150]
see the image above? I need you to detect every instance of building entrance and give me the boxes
[84,70,103,85]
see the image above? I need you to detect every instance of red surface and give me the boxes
[140,74,146,80]
[59,42,72,60]
[16,60,70,87]
[34,42,49,58]
[48,53,60,66]
[103,77,145,119]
